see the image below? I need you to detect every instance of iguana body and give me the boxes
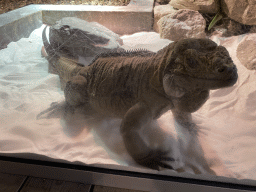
[39,36,238,170]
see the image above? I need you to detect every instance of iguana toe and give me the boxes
[136,150,174,170]
[37,101,66,119]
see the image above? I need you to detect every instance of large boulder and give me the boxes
[153,5,178,32]
[169,0,219,14]
[158,9,206,41]
[236,34,256,70]
[221,0,256,25]
[155,0,171,5]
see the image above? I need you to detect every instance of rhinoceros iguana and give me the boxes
[38,32,238,170]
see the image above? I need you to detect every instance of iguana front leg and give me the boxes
[120,102,174,170]
[172,109,192,126]
[171,89,209,129]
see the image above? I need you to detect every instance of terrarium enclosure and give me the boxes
[0,0,256,191]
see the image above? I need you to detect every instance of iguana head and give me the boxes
[161,38,238,97]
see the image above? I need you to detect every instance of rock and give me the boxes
[212,18,251,37]
[221,0,256,25]
[158,9,206,41]
[236,34,256,70]
[207,16,252,38]
[223,19,252,36]
[250,26,256,33]
[169,0,219,14]
[155,0,171,5]
[45,17,124,65]
[153,5,178,32]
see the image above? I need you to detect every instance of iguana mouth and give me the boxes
[193,69,238,82]
[201,73,238,89]
[171,60,238,88]
[171,71,238,91]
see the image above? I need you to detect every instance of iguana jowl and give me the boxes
[39,36,238,170]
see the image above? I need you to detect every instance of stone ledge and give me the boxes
[41,3,153,35]
[0,0,154,48]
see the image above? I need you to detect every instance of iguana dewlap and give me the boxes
[38,38,238,170]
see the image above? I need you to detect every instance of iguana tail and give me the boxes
[42,26,59,74]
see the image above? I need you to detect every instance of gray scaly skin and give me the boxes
[38,35,238,170]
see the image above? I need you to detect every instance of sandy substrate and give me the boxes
[0,25,256,185]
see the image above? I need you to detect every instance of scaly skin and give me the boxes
[38,36,238,170]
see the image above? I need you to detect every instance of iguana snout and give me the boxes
[207,46,238,88]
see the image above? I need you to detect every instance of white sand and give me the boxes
[0,25,256,184]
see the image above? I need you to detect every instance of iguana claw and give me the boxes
[37,101,66,119]
[136,150,174,170]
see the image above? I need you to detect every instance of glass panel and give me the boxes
[0,0,256,188]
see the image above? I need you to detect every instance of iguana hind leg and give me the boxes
[37,101,67,119]
[37,75,92,121]
[120,102,174,170]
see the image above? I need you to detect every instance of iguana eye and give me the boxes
[186,57,197,69]
[61,25,70,31]
[184,49,198,69]
[175,57,182,64]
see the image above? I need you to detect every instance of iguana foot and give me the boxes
[135,149,174,170]
[37,101,67,119]
[121,102,175,170]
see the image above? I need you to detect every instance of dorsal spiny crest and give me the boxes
[89,48,156,66]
